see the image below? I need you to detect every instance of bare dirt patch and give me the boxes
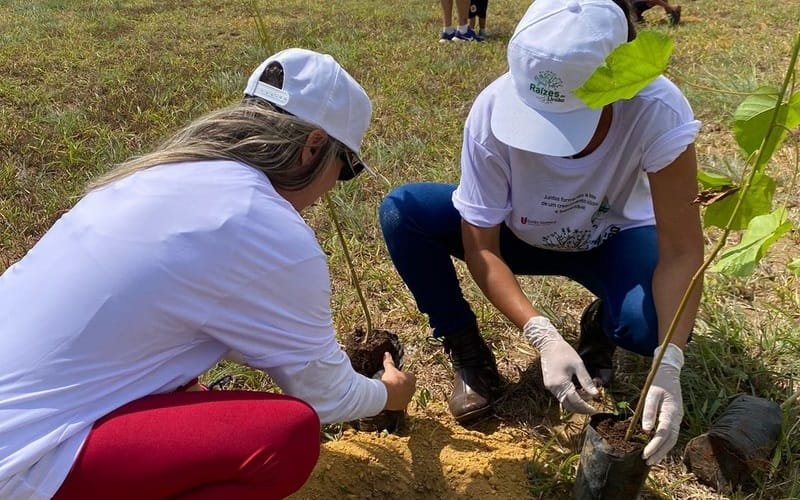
[292,402,535,499]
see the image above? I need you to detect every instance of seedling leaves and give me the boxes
[733,87,800,170]
[574,31,673,109]
[697,169,734,189]
[711,208,792,276]
[702,172,775,230]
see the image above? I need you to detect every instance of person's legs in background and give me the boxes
[469,0,488,40]
[53,391,321,500]
[440,0,475,42]
[439,0,457,41]
[660,0,682,25]
[468,0,477,32]
[634,0,681,24]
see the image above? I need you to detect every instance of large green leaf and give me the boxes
[574,31,673,109]
[697,169,733,189]
[733,88,800,170]
[711,208,792,276]
[703,172,774,229]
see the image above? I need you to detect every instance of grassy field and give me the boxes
[1,0,799,498]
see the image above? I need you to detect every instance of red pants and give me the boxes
[53,391,320,500]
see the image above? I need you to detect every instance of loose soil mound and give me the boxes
[291,403,533,499]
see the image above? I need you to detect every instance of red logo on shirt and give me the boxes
[521,217,528,224]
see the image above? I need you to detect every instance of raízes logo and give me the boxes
[529,71,566,103]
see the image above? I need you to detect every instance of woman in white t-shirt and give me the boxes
[380,0,702,467]
[0,48,415,500]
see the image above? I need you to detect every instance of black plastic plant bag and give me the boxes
[572,413,650,500]
[684,394,781,490]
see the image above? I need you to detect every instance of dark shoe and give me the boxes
[442,325,501,424]
[453,27,477,42]
[577,299,616,387]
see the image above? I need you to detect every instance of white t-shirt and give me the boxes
[0,160,386,500]
[453,74,700,251]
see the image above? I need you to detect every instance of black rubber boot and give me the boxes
[442,324,501,424]
[577,299,616,387]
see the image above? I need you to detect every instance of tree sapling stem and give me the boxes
[625,28,800,442]
[324,193,373,342]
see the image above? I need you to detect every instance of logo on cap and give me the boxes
[528,70,565,104]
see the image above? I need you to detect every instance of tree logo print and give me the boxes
[536,71,563,89]
[528,70,567,103]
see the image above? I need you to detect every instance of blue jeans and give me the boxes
[379,183,659,356]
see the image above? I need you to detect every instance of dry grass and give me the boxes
[1,0,798,498]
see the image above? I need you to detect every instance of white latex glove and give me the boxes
[523,316,598,414]
[642,343,684,465]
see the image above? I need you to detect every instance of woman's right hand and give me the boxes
[523,316,598,414]
[379,352,416,411]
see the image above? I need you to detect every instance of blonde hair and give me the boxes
[87,99,343,192]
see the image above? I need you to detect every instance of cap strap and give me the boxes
[253,81,290,106]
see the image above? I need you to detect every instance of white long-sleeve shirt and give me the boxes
[0,159,386,500]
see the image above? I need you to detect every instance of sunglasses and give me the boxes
[338,148,365,181]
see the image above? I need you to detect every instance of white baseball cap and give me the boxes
[490,0,628,157]
[244,48,372,178]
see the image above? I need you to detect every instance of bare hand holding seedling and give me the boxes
[379,352,417,411]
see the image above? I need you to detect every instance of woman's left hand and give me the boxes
[642,343,684,465]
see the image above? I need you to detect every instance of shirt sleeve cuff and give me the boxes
[452,190,509,227]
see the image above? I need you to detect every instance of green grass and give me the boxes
[1,0,799,498]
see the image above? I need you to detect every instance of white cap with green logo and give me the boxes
[490,0,628,157]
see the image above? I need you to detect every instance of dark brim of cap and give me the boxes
[489,73,601,157]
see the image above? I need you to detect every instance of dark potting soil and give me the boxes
[342,328,403,377]
[341,328,406,434]
[595,417,652,455]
